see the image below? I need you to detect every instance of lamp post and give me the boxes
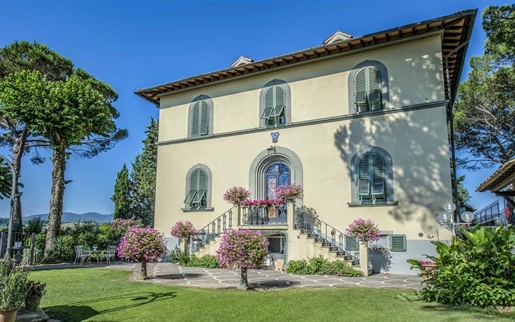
[0,154,17,259]
[436,202,474,236]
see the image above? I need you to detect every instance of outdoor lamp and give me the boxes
[461,211,474,223]
[438,212,451,223]
[443,202,456,213]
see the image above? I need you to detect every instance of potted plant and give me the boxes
[419,260,436,273]
[25,280,46,310]
[0,260,29,322]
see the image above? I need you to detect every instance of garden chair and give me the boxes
[74,246,89,265]
[103,246,117,264]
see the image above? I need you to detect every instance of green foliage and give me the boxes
[45,235,75,263]
[184,255,220,269]
[0,260,29,310]
[454,5,515,170]
[407,225,515,307]
[456,175,471,206]
[112,163,131,219]
[286,256,364,277]
[76,232,97,249]
[95,223,120,248]
[24,217,44,234]
[130,119,158,226]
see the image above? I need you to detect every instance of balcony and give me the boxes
[240,205,287,226]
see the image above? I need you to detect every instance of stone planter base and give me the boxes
[0,308,17,322]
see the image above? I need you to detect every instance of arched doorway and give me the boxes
[264,162,291,199]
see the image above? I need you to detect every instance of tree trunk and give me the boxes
[10,128,28,233]
[44,145,66,254]
[239,267,249,290]
[140,258,148,280]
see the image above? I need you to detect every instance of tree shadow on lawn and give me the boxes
[249,280,301,290]
[419,304,510,319]
[155,273,203,280]
[45,291,176,321]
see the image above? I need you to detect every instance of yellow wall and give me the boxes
[158,35,444,142]
[153,34,453,243]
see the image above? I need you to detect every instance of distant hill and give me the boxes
[22,212,113,224]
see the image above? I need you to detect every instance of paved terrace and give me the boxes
[104,262,424,290]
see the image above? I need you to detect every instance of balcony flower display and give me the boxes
[274,184,303,201]
[241,199,285,207]
[345,218,380,244]
[170,221,197,238]
[223,186,251,205]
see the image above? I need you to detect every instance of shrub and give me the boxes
[223,186,251,205]
[24,218,44,235]
[0,260,29,311]
[345,218,380,243]
[117,227,167,279]
[170,221,197,238]
[408,225,515,307]
[286,256,364,277]
[185,255,220,268]
[76,232,97,248]
[216,229,269,289]
[45,235,75,262]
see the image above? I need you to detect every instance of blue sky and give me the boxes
[0,0,507,216]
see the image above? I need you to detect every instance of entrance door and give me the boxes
[265,162,291,199]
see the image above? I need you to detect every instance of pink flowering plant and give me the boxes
[275,184,303,201]
[345,218,380,244]
[223,186,251,205]
[419,260,436,265]
[241,199,285,207]
[170,221,197,238]
[111,218,144,233]
[216,229,269,289]
[117,227,167,279]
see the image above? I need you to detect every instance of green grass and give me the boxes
[31,268,512,322]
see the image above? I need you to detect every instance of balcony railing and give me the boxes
[241,205,287,226]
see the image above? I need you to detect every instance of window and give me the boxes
[355,66,382,112]
[188,96,213,138]
[389,234,407,252]
[349,146,395,206]
[348,61,389,114]
[259,80,291,128]
[357,152,386,203]
[345,235,359,251]
[184,164,212,211]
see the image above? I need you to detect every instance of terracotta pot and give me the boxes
[0,308,18,322]
[420,264,436,274]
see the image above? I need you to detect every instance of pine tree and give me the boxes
[111,163,131,219]
[130,119,158,226]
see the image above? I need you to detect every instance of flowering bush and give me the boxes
[216,229,269,289]
[419,260,436,265]
[241,199,285,207]
[170,221,197,238]
[345,218,380,243]
[111,218,144,233]
[274,184,303,201]
[223,186,251,205]
[117,227,167,279]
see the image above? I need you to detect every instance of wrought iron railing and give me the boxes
[189,208,233,254]
[241,205,287,225]
[294,206,358,264]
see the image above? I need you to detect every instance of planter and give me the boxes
[180,237,189,255]
[420,264,436,274]
[25,295,42,309]
[0,308,18,322]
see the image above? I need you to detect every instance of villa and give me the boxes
[136,9,477,274]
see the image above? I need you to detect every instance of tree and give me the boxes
[129,119,158,226]
[454,5,515,170]
[216,229,269,290]
[456,175,471,206]
[117,226,167,279]
[0,41,73,232]
[111,164,131,219]
[0,69,127,253]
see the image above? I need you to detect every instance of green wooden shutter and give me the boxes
[190,169,199,190]
[368,67,382,110]
[345,235,359,251]
[390,234,407,252]
[358,154,370,197]
[371,153,385,198]
[191,102,200,136]
[355,69,368,112]
[197,170,207,208]
[275,86,284,108]
[199,101,209,135]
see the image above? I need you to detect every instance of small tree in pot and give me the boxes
[117,227,167,279]
[216,229,269,290]
[0,260,29,322]
[25,281,46,311]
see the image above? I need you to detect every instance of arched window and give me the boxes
[355,66,382,112]
[260,80,291,128]
[357,152,386,203]
[184,164,212,210]
[264,162,291,199]
[188,96,213,137]
[348,61,389,114]
[350,146,395,205]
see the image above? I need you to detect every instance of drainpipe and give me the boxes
[444,40,469,221]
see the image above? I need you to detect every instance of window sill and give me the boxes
[181,207,215,213]
[347,201,398,208]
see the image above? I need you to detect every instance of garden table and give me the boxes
[84,249,107,263]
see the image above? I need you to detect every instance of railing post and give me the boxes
[359,242,369,277]
[232,204,240,228]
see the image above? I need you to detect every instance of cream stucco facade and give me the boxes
[148,34,458,275]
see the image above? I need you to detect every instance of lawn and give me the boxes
[31,267,511,322]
